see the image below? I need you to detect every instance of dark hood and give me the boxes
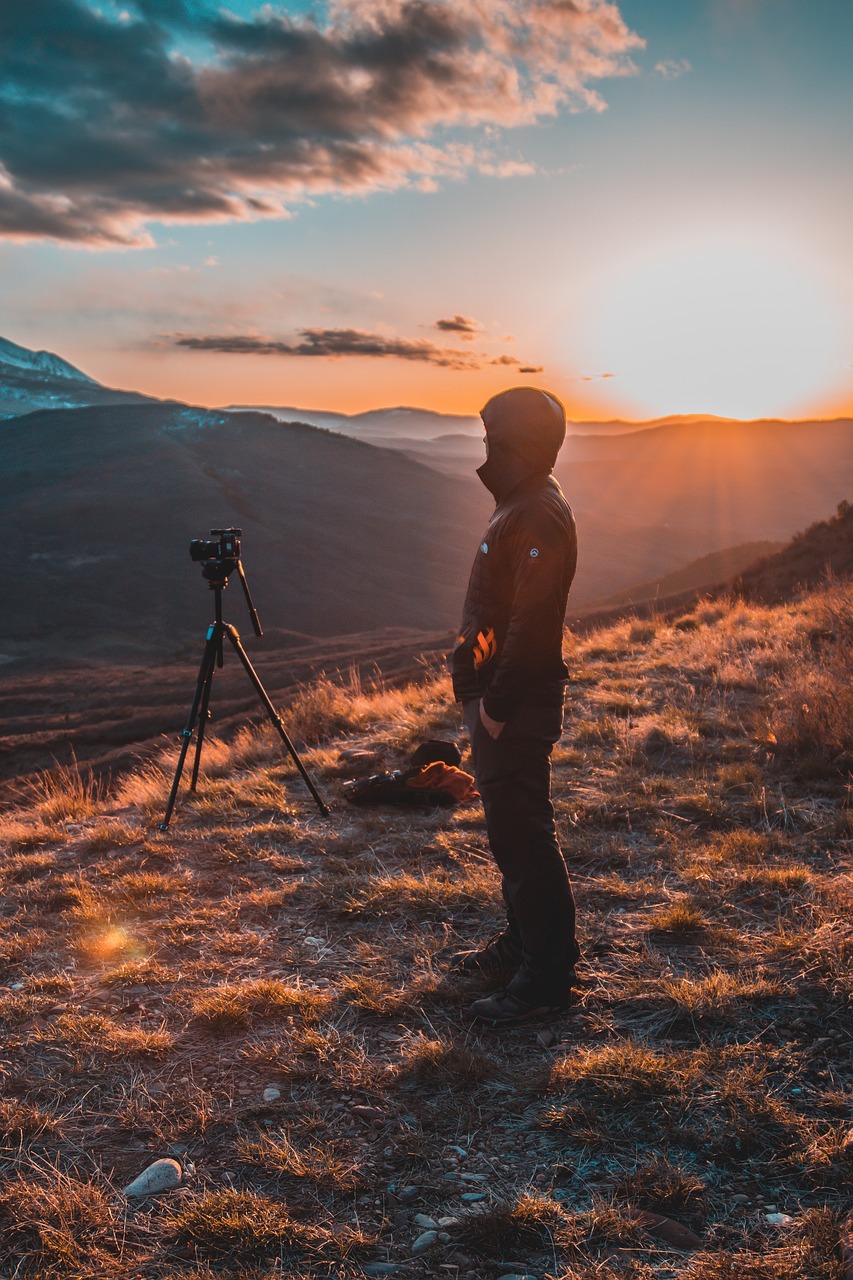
[477,386,567,500]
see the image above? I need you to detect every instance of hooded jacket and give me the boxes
[451,387,577,721]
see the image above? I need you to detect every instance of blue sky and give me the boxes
[1,0,851,419]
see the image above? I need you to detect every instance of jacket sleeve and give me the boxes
[481,510,571,722]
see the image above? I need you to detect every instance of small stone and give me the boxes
[632,1210,702,1250]
[123,1158,182,1197]
[363,1265,400,1276]
[460,1192,486,1203]
[352,1105,383,1122]
[438,1216,460,1228]
[411,1229,439,1255]
[167,1143,188,1156]
[730,1194,750,1205]
[397,1185,419,1203]
[339,749,377,765]
[262,1086,281,1103]
[414,1214,438,1229]
[765,1212,794,1226]
[536,1029,556,1048]
[449,1144,468,1157]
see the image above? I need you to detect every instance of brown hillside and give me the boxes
[585,539,783,612]
[732,500,853,603]
[572,499,853,631]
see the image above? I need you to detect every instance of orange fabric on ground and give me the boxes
[405,761,479,802]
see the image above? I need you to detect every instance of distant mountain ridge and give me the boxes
[0,334,156,419]
[0,335,96,384]
[225,403,483,441]
[225,401,655,441]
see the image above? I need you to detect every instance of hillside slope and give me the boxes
[732,500,853,603]
[587,539,783,611]
[1,403,488,662]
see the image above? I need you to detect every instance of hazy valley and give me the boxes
[3,336,853,801]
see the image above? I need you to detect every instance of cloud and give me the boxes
[167,324,544,371]
[168,327,484,368]
[655,58,692,79]
[0,0,644,246]
[435,314,482,340]
[488,353,543,372]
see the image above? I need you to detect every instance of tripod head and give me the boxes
[189,527,262,636]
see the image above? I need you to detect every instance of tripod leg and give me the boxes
[190,653,216,792]
[159,628,219,830]
[223,625,330,817]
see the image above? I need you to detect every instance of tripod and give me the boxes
[160,550,329,830]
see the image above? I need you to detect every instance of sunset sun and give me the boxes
[590,236,845,420]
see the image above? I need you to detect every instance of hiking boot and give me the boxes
[468,988,573,1025]
[450,932,522,978]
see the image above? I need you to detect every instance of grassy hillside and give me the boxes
[0,628,454,799]
[0,584,851,1278]
[733,501,853,604]
[583,540,783,613]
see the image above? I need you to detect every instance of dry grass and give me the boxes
[166,1186,372,1264]
[0,596,850,1277]
[768,580,853,763]
[236,1129,362,1188]
[0,1169,124,1278]
[191,978,332,1030]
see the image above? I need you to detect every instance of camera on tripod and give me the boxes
[159,526,329,828]
[190,527,242,578]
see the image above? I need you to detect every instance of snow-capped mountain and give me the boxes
[0,334,153,418]
[0,335,96,384]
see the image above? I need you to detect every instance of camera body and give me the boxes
[190,527,242,565]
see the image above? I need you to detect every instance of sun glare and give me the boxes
[589,236,845,419]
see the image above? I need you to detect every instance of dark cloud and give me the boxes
[488,354,543,372]
[169,328,483,369]
[167,325,544,372]
[435,315,481,340]
[0,0,644,246]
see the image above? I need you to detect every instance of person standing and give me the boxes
[451,386,580,1024]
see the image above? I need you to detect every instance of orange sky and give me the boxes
[1,0,851,423]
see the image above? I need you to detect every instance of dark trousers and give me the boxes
[463,699,580,1003]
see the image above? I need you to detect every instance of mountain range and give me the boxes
[0,335,153,419]
[2,334,852,665]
